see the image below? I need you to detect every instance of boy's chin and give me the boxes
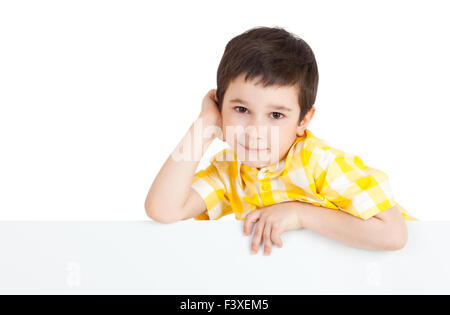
[232,146,279,168]
[240,157,278,169]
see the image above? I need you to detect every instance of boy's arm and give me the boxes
[294,202,408,250]
[306,147,408,249]
[179,187,210,221]
[145,89,222,223]
[144,118,213,223]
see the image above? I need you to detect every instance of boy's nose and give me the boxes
[243,134,269,150]
[244,128,265,143]
[245,122,269,141]
[248,115,267,127]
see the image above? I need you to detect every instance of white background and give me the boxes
[0,0,448,220]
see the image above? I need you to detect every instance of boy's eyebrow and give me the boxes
[229,97,293,112]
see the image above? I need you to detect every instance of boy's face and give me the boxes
[221,72,315,169]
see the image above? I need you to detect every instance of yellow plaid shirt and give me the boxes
[191,129,417,221]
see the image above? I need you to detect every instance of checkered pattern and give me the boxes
[190,129,417,221]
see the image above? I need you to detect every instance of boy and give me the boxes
[145,26,417,255]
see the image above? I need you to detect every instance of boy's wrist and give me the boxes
[296,205,305,230]
[193,116,223,144]
[282,200,306,230]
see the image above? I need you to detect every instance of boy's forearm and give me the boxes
[145,118,215,221]
[293,201,403,250]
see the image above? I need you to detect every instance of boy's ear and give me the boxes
[296,106,316,137]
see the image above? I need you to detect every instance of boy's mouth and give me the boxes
[239,142,268,152]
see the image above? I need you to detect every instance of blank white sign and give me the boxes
[0,221,449,294]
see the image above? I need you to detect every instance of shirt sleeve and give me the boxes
[313,149,398,220]
[190,162,233,220]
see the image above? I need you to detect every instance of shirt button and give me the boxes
[262,183,270,191]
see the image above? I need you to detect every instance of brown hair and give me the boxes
[216,26,319,124]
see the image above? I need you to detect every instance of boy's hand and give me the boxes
[243,201,304,256]
[199,88,222,126]
[197,89,223,141]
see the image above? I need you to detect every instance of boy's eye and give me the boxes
[234,106,285,119]
[271,112,284,119]
[234,106,248,113]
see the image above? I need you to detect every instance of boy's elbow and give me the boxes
[144,200,180,224]
[384,223,408,251]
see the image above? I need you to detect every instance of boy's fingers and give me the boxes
[244,210,260,235]
[251,219,265,254]
[263,223,272,255]
[271,229,283,248]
